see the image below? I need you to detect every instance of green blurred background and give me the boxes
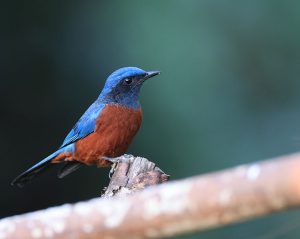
[2,0,300,238]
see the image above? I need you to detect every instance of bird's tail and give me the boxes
[11,148,67,188]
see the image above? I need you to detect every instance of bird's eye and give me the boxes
[124,78,133,85]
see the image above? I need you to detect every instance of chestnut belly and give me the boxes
[74,105,142,167]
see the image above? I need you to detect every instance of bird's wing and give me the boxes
[60,101,105,148]
[11,101,106,187]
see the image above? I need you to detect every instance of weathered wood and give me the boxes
[102,154,170,197]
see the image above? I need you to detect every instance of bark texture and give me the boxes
[102,154,170,197]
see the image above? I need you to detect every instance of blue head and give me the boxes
[98,67,160,109]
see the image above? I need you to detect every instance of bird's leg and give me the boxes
[101,156,122,179]
[102,154,134,179]
[109,163,118,179]
[102,156,121,164]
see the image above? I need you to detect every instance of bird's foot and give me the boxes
[102,156,122,163]
[102,155,134,179]
[102,156,122,179]
[109,162,118,179]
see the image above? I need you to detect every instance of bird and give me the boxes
[11,67,160,187]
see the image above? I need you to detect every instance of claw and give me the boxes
[102,155,129,179]
[109,162,118,179]
[102,156,121,163]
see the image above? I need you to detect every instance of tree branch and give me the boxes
[102,154,169,197]
[2,153,300,239]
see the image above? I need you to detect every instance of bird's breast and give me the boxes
[74,104,142,166]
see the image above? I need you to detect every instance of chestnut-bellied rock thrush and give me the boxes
[11,67,160,187]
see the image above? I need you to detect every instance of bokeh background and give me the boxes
[2,1,300,238]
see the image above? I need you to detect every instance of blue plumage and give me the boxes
[12,144,75,187]
[99,67,147,97]
[99,67,148,109]
[60,101,105,148]
[11,67,160,187]
[61,67,148,148]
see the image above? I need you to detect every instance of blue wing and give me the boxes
[60,100,105,148]
[11,100,106,187]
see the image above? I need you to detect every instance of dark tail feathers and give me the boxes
[11,148,73,187]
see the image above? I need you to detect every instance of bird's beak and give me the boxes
[144,71,160,80]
